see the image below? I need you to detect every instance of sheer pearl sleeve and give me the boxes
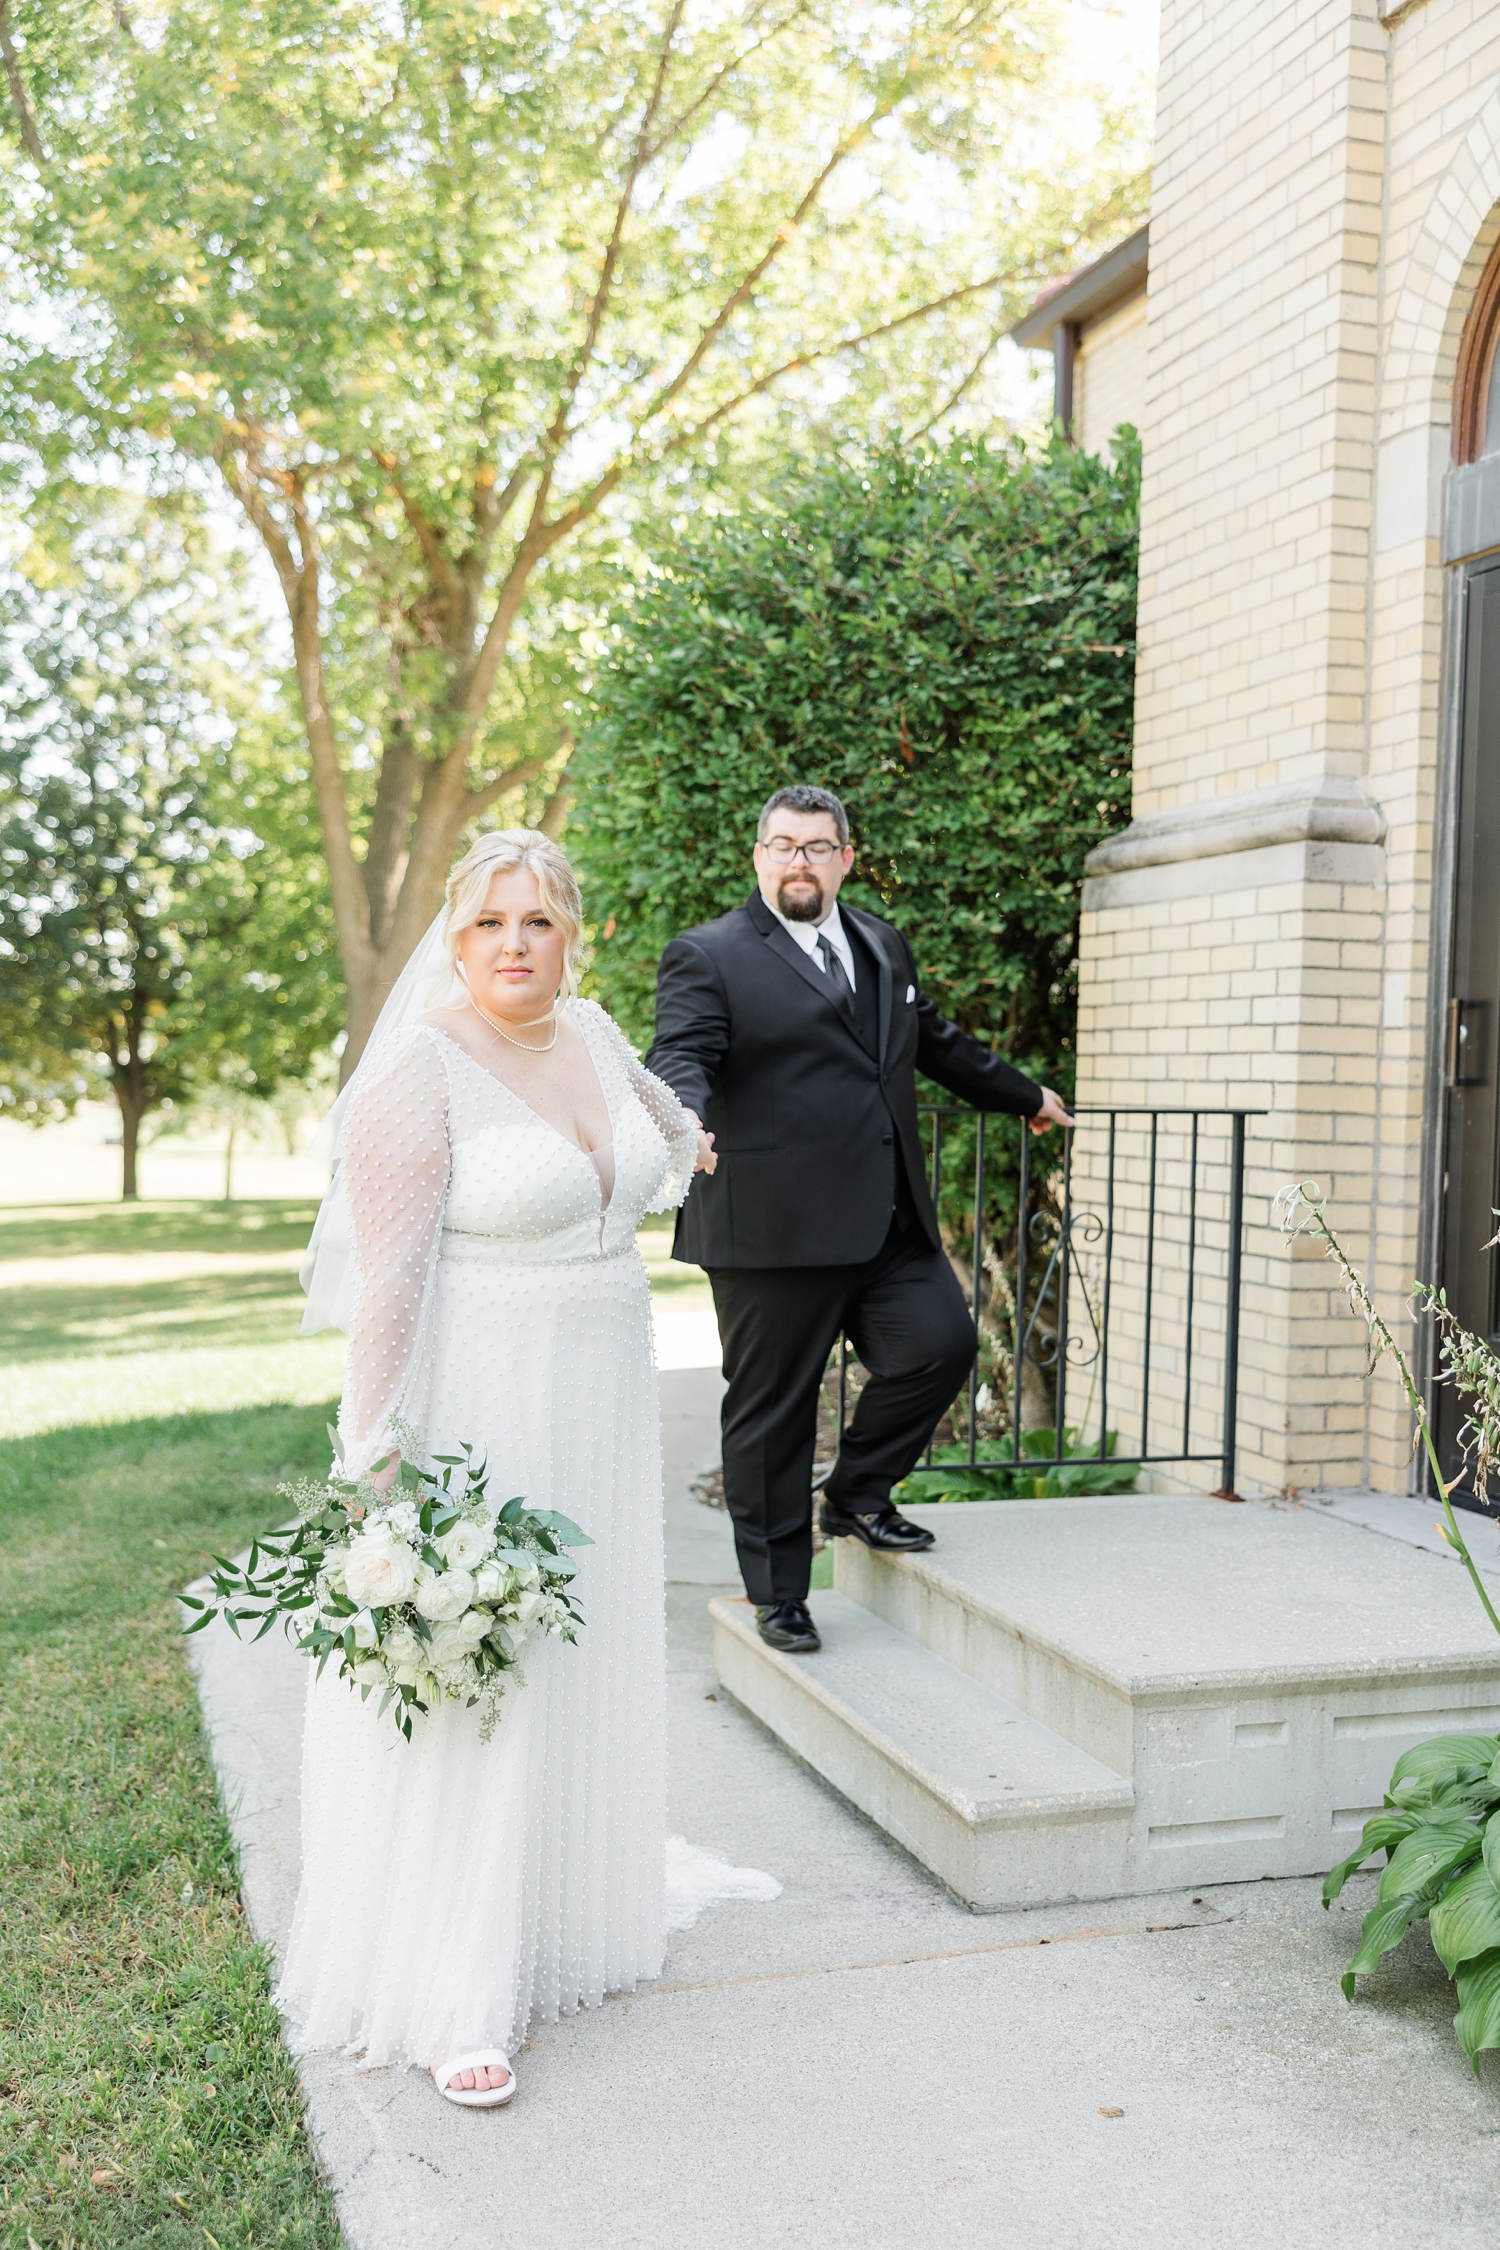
[576,1000,699,1211]
[335,1027,451,1475]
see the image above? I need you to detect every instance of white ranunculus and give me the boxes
[437,1517,493,1571]
[351,1608,379,1650]
[344,1534,418,1610]
[414,1567,475,1622]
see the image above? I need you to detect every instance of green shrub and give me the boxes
[896,1427,1140,1503]
[571,430,1140,1104]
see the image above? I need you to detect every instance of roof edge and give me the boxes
[1010,224,1150,349]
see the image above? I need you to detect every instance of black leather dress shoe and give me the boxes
[818,1496,936,1552]
[755,1599,821,1652]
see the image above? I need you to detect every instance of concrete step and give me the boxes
[823,1496,1500,1894]
[710,1592,1132,1911]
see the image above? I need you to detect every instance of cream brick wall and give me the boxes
[1075,293,1148,459]
[1073,0,1500,1494]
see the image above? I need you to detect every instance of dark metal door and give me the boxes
[1439,555,1500,1498]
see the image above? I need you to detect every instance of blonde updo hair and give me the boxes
[443,829,587,999]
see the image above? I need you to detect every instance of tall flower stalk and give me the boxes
[1272,1182,1500,1640]
[1278,1184,1500,2071]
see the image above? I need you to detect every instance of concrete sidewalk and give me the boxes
[195,1370,1500,2250]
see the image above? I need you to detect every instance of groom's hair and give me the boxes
[756,784,849,845]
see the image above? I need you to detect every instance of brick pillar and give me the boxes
[1074,0,1397,1495]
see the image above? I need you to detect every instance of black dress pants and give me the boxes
[706,1221,978,1605]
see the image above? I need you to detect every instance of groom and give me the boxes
[645,784,1073,1653]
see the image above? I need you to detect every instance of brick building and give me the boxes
[1012,0,1500,1501]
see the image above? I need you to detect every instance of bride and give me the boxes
[284,828,715,2108]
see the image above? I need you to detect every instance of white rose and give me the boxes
[473,1561,509,1603]
[350,1656,386,1686]
[437,1517,493,1571]
[383,1623,423,1666]
[512,1587,547,1628]
[427,1614,487,1667]
[350,1608,379,1650]
[344,1534,418,1609]
[414,1567,475,1622]
[319,1542,351,1580]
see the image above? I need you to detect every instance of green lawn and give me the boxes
[0,1195,709,2249]
[0,1200,346,2250]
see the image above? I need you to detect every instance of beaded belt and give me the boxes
[438,1229,637,1268]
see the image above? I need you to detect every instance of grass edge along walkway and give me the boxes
[0,1395,345,2250]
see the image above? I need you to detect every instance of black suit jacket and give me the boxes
[645,892,1043,1268]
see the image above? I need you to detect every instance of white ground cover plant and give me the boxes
[183,1423,590,1739]
[1276,1183,1500,2072]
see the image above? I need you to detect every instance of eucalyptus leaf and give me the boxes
[529,1510,594,1545]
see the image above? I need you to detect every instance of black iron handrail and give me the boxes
[835,1103,1264,1499]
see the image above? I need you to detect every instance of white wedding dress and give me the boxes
[277,998,705,2070]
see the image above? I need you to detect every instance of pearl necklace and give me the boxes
[466,993,561,1054]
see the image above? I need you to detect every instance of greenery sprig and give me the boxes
[1274,1182,1500,2070]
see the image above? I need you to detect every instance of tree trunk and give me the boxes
[116,1087,142,1201]
[223,1123,236,1203]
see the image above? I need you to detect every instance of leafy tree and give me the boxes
[572,432,1139,1087]
[0,505,343,1197]
[0,0,1146,1068]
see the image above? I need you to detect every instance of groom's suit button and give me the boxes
[881,1133,893,1144]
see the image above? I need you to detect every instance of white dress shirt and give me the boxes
[768,899,857,989]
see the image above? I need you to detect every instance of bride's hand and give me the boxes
[370,1453,401,1493]
[684,1112,718,1176]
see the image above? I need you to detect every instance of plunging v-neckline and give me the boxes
[427,1019,616,1166]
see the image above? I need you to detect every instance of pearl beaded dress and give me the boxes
[276,999,700,2070]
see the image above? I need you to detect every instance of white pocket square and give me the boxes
[905,984,916,1003]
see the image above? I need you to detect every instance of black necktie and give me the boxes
[816,933,857,1027]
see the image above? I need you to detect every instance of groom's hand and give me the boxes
[1028,1087,1074,1136]
[684,1110,718,1175]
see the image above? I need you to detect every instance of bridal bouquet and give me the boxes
[182,1426,591,1739]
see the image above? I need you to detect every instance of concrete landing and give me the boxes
[717,1495,1500,1905]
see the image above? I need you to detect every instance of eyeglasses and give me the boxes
[760,837,841,864]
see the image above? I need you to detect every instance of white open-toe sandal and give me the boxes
[432,2050,516,2109]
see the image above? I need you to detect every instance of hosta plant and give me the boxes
[1277,1184,1500,2071]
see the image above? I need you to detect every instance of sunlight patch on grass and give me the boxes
[0,1337,348,1443]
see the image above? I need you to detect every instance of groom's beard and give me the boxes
[777,875,826,922]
